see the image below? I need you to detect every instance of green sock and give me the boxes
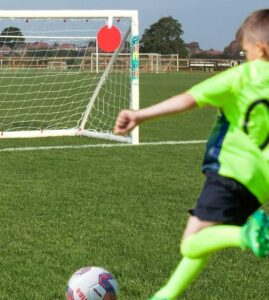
[181,225,242,258]
[153,225,243,299]
[154,256,208,299]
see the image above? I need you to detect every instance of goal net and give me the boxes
[0,10,139,143]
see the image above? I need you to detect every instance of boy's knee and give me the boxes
[180,234,201,258]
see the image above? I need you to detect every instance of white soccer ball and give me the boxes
[66,266,119,300]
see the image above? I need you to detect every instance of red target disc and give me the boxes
[97,25,121,52]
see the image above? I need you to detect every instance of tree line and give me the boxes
[0,18,242,59]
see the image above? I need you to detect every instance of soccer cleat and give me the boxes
[241,210,269,257]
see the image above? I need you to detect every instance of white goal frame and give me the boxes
[0,10,139,144]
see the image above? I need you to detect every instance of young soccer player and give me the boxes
[114,9,269,300]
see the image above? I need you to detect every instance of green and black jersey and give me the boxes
[188,59,269,204]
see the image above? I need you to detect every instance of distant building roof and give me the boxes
[204,49,223,55]
[58,43,77,50]
[30,42,50,49]
[0,45,12,54]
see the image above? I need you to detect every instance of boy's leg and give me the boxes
[150,216,218,300]
[149,211,269,300]
[150,255,209,300]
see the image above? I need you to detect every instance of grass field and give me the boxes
[0,72,268,300]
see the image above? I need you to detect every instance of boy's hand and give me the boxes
[114,110,140,135]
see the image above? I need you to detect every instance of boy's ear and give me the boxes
[256,42,269,59]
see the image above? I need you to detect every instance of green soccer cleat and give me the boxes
[242,210,269,257]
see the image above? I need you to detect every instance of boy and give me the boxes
[114,9,269,300]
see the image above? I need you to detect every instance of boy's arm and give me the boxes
[114,93,196,135]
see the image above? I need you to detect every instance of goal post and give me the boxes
[0,10,139,144]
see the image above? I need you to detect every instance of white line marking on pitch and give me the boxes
[0,140,207,153]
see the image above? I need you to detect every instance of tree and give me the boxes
[223,40,242,59]
[0,26,25,49]
[140,16,188,57]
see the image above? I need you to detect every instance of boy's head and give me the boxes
[236,9,269,61]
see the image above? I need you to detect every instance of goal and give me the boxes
[0,10,139,144]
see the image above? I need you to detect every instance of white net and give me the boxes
[0,12,137,142]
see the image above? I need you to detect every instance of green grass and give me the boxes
[0,72,268,300]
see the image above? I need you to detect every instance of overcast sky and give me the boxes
[0,0,268,50]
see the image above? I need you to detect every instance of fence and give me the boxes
[78,54,244,73]
[0,53,244,73]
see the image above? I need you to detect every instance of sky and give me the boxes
[0,0,268,51]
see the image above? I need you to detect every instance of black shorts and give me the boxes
[189,171,261,225]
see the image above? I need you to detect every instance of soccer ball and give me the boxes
[66,266,119,300]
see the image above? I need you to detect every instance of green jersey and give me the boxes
[188,59,269,204]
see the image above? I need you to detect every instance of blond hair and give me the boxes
[236,9,269,45]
